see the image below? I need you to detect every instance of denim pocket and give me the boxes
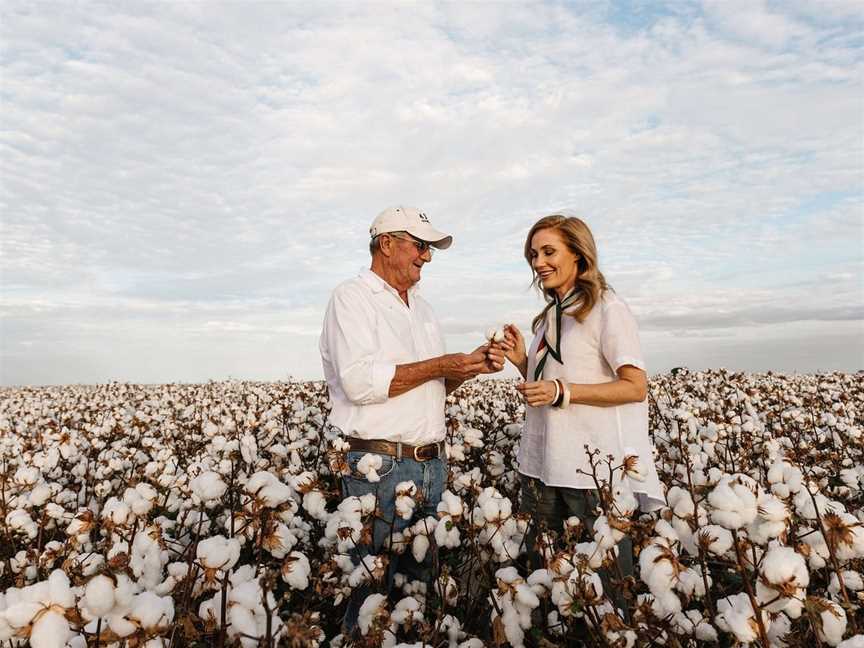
[346,450,397,481]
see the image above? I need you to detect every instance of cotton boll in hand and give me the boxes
[485,327,505,343]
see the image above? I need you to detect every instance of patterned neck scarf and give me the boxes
[534,288,580,381]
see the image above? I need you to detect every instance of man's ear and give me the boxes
[377,234,393,257]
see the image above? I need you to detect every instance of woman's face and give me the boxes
[530,228,579,297]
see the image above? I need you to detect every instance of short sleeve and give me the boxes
[600,298,646,373]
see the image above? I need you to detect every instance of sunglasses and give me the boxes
[387,232,434,255]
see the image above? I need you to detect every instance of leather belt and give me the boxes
[347,437,445,462]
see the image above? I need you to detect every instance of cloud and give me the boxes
[1,1,861,385]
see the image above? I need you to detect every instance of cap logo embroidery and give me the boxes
[418,212,429,223]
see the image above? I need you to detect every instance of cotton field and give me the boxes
[1,370,863,648]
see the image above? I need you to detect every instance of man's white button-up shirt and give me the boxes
[319,269,447,445]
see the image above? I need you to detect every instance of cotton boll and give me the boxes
[412,534,430,563]
[130,591,174,629]
[716,592,770,644]
[348,555,386,588]
[697,525,733,556]
[131,527,167,590]
[47,569,75,608]
[29,610,71,648]
[708,475,758,530]
[812,599,847,646]
[357,593,388,636]
[196,535,241,570]
[462,427,484,448]
[829,571,864,599]
[263,523,298,559]
[302,490,328,521]
[766,611,793,646]
[593,516,623,552]
[245,471,293,507]
[391,596,424,627]
[84,575,116,617]
[434,575,459,607]
[28,483,53,508]
[756,546,808,615]
[622,448,648,482]
[189,471,227,506]
[434,515,461,549]
[487,450,506,477]
[395,482,418,521]
[611,479,638,517]
[676,567,709,598]
[639,540,682,614]
[4,601,43,629]
[356,454,383,482]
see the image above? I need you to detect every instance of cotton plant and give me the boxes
[2,372,864,646]
[489,567,541,648]
[756,545,810,617]
[0,570,76,648]
[198,568,286,648]
[715,591,772,644]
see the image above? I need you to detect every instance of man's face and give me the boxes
[385,232,433,289]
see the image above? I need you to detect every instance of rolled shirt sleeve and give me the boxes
[600,298,646,373]
[322,285,395,405]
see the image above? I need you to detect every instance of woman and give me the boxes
[497,214,664,572]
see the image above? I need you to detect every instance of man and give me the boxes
[319,206,503,636]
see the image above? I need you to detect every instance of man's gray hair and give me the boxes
[369,235,382,256]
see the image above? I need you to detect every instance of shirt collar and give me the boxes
[359,268,419,299]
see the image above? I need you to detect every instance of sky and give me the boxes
[1,0,862,386]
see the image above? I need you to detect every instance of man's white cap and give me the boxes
[369,206,453,249]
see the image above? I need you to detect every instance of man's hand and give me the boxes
[477,343,505,374]
[441,344,504,381]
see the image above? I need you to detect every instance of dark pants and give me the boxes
[340,450,447,636]
[519,474,633,612]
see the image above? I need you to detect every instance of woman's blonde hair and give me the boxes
[524,214,608,332]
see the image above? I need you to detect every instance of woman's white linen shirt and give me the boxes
[319,269,447,445]
[518,291,665,511]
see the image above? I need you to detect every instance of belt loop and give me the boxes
[396,442,402,461]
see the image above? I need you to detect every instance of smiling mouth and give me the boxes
[538,271,554,279]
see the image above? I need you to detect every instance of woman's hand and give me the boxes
[495,324,528,378]
[516,380,558,407]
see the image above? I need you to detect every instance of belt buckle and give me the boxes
[414,443,435,462]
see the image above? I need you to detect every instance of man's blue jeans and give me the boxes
[340,449,447,635]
